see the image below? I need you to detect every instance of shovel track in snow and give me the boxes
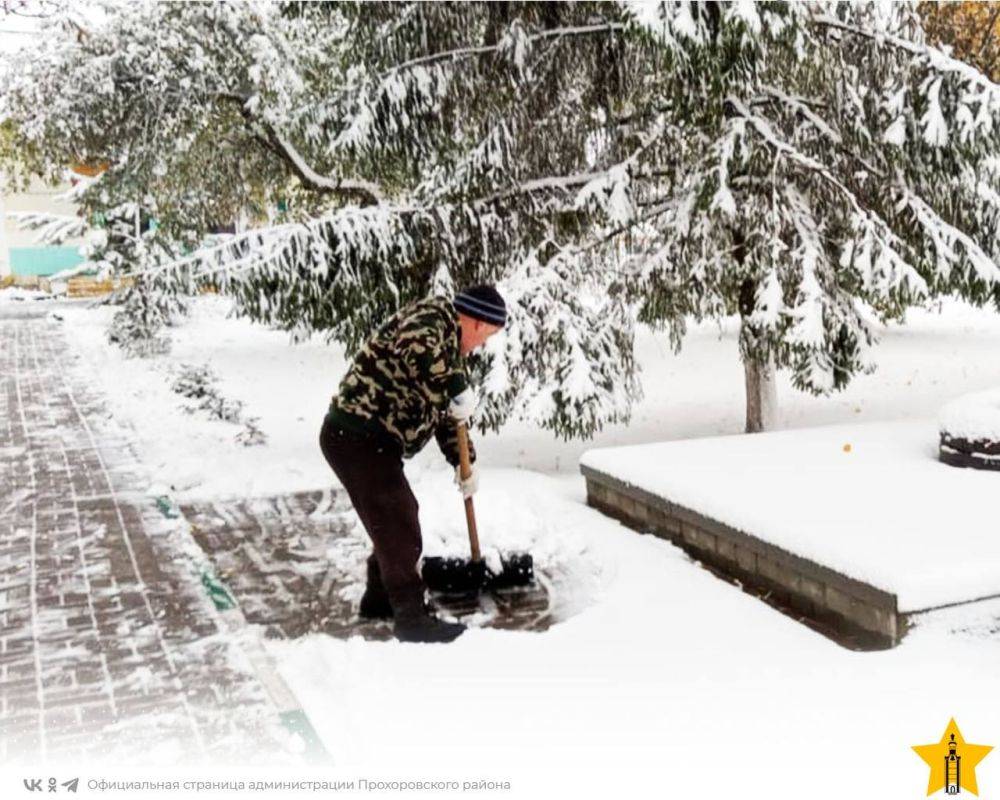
[180,490,555,640]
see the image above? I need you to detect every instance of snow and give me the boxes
[266,483,1000,794]
[573,165,634,226]
[883,115,907,146]
[46,293,1000,794]
[582,418,1000,612]
[709,118,743,218]
[726,0,762,35]
[57,295,338,500]
[940,388,1000,442]
[921,77,949,146]
[0,287,52,302]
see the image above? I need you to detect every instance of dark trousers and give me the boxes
[318,413,424,609]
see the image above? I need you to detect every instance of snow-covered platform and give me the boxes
[581,420,1000,647]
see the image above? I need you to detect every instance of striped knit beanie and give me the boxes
[453,284,507,327]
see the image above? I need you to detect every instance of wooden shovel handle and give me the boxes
[456,421,481,562]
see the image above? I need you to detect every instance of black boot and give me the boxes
[392,599,465,644]
[358,556,393,620]
[358,586,393,620]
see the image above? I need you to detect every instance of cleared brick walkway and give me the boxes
[0,308,296,765]
[181,490,555,642]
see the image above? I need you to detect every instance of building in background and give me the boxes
[0,182,7,278]
[1,5,80,280]
[1,177,85,278]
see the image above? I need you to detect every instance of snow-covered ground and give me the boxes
[45,293,1000,493]
[32,291,1000,796]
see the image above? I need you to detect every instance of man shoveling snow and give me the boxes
[319,285,506,643]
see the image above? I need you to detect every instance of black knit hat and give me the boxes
[453,284,507,327]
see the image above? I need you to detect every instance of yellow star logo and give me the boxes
[912,719,993,796]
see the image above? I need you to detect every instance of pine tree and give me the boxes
[617,1,1000,430]
[4,1,1000,436]
[2,1,644,437]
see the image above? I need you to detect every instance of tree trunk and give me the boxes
[733,235,778,433]
[743,351,777,433]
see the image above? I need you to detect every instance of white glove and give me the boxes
[449,387,479,423]
[454,463,479,499]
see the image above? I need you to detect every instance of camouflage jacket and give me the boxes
[329,297,475,466]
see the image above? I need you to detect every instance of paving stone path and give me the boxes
[0,307,297,766]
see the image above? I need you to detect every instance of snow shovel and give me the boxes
[421,422,533,595]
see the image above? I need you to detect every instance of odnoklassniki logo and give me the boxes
[912,719,993,796]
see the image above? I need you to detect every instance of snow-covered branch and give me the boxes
[266,128,383,205]
[384,22,627,75]
[478,170,604,205]
[214,91,384,205]
[728,99,864,213]
[813,12,1000,145]
[730,98,928,299]
[899,189,1000,284]
[6,210,87,244]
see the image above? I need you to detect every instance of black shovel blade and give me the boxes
[422,553,534,595]
[488,552,534,590]
[422,556,489,594]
